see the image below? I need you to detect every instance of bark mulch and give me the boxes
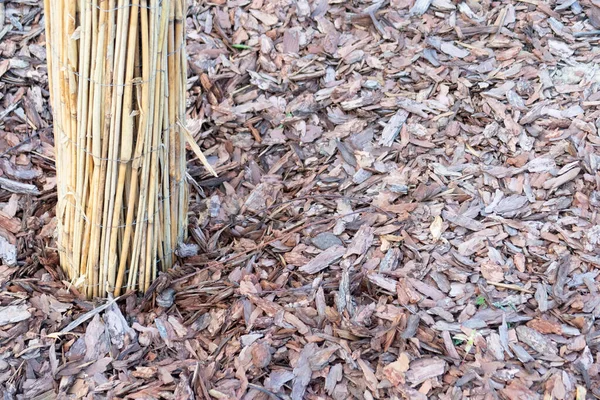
[1,0,600,398]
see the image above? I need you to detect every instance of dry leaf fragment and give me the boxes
[383,353,410,386]
[429,216,443,241]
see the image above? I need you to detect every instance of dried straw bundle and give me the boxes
[44,0,189,298]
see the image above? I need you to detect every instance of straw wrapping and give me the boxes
[44,0,189,298]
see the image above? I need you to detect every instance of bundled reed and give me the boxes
[44,0,189,298]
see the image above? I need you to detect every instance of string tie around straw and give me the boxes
[57,178,187,230]
[45,40,186,88]
[53,120,184,163]
[84,0,166,12]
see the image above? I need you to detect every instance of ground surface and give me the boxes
[1,0,600,398]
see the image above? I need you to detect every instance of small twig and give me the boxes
[0,176,40,195]
[55,296,122,334]
[248,383,284,400]
[0,131,40,159]
[487,281,534,294]
[192,362,212,400]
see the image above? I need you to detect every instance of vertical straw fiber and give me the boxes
[44,0,189,298]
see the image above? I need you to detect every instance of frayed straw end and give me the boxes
[179,121,218,177]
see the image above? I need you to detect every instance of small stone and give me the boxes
[311,232,343,250]
[176,243,199,258]
[251,341,272,368]
[156,288,176,308]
